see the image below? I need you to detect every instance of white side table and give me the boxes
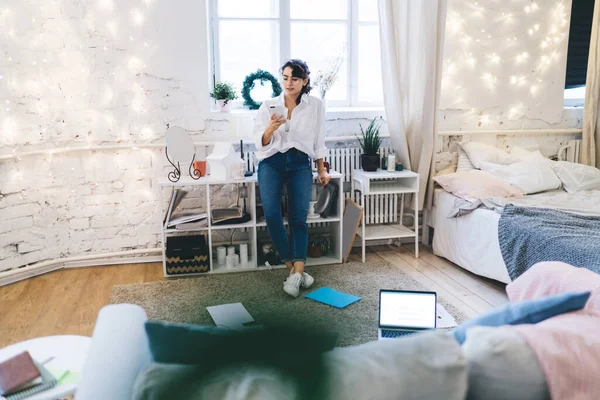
[0,335,91,400]
[351,169,420,262]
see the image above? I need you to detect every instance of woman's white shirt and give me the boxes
[253,93,327,162]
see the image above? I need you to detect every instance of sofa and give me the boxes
[74,261,600,400]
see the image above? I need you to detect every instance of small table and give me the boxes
[0,335,91,400]
[352,169,420,262]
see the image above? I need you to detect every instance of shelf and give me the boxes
[160,171,345,276]
[158,174,258,187]
[357,224,416,240]
[254,254,340,268]
[305,254,341,266]
[255,216,340,227]
[164,226,209,235]
[159,171,344,187]
[368,182,417,194]
[210,220,255,230]
[353,169,419,179]
[211,260,258,273]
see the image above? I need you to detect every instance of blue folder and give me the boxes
[305,287,362,308]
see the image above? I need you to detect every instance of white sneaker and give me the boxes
[284,273,303,298]
[288,269,314,289]
[301,272,314,289]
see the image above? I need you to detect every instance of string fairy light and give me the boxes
[0,0,169,164]
[442,0,570,125]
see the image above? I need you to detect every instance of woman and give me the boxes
[254,59,330,298]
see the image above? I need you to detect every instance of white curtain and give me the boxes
[582,0,600,168]
[378,0,447,210]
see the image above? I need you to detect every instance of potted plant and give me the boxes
[356,117,382,171]
[210,81,238,112]
[307,234,330,259]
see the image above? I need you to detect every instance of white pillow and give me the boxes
[456,148,476,172]
[510,146,535,162]
[479,151,561,194]
[324,331,467,400]
[461,142,515,169]
[462,326,549,400]
[552,161,600,193]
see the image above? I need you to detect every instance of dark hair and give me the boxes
[281,59,312,105]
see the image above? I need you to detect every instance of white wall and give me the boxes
[0,0,584,272]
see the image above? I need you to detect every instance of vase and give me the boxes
[216,99,230,112]
[360,154,380,172]
[308,244,322,258]
[320,89,327,108]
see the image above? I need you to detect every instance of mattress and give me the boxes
[432,190,511,284]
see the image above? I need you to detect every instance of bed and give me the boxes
[424,131,600,283]
[431,187,600,284]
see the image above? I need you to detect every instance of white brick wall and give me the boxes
[0,0,585,272]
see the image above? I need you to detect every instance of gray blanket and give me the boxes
[498,205,600,280]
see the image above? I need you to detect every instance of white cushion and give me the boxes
[552,161,600,193]
[462,326,549,400]
[325,332,467,400]
[461,142,515,169]
[456,148,476,172]
[479,151,561,194]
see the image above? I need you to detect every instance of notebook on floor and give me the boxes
[378,289,437,340]
[305,287,362,308]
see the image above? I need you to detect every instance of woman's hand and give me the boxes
[262,114,286,146]
[318,169,331,186]
[267,113,286,134]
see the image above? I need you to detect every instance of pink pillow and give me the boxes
[433,170,524,202]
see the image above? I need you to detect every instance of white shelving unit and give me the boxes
[158,171,344,277]
[351,169,420,262]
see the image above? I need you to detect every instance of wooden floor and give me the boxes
[0,245,507,349]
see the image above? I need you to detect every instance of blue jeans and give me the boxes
[258,149,313,263]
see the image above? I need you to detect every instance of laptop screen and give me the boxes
[379,290,436,329]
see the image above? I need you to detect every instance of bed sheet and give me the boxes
[432,190,511,284]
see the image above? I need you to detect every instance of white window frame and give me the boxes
[209,0,382,110]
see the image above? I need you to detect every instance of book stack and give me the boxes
[164,189,208,230]
[0,351,57,400]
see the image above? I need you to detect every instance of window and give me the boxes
[564,0,595,106]
[210,0,384,108]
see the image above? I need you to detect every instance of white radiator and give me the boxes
[245,147,400,224]
[558,139,582,163]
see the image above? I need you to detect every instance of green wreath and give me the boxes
[241,69,282,110]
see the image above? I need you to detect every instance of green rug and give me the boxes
[110,260,468,346]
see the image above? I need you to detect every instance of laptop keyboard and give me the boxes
[381,329,417,338]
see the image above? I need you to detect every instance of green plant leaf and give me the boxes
[356,117,382,155]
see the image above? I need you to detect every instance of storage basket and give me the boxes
[166,235,209,275]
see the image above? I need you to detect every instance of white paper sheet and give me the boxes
[436,303,458,329]
[206,303,255,330]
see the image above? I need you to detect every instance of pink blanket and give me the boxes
[506,262,600,400]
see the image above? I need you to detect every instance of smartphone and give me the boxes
[268,105,287,120]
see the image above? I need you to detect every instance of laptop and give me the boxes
[378,289,437,340]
